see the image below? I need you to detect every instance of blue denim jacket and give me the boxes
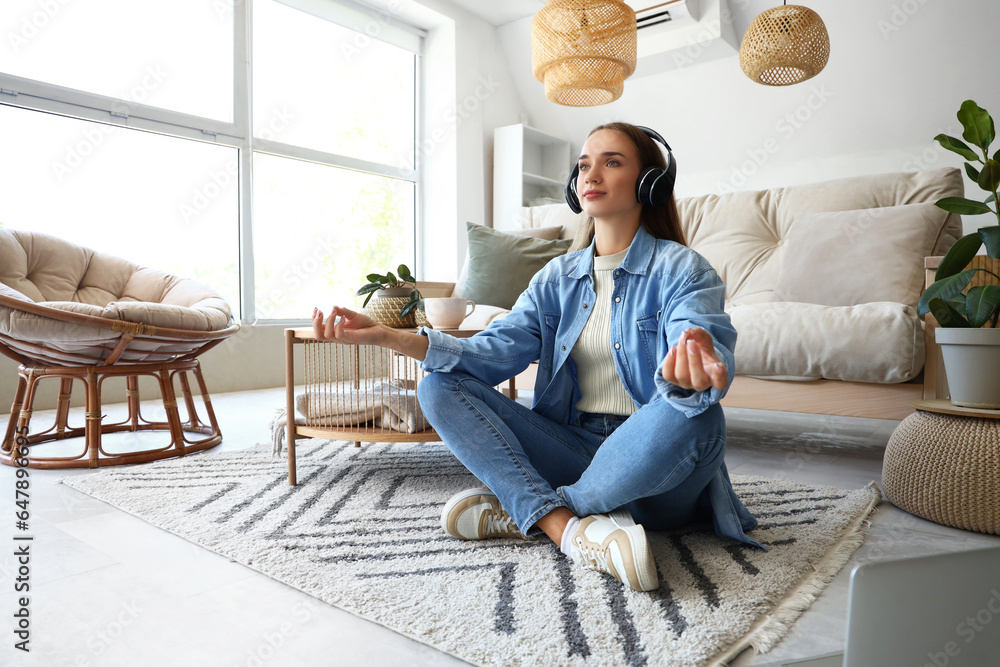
[420,225,760,546]
[420,225,736,421]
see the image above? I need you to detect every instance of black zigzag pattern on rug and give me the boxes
[66,439,876,667]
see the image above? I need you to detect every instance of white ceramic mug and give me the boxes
[423,297,476,329]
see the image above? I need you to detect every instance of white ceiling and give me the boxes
[448,0,544,26]
[446,1,678,27]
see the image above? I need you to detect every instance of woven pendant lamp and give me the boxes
[740,4,829,86]
[532,0,637,107]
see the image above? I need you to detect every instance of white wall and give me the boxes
[389,0,524,282]
[498,0,1000,236]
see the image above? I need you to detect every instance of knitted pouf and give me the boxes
[882,410,1000,535]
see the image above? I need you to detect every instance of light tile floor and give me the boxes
[1,387,998,667]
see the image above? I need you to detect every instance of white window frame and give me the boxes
[0,0,424,326]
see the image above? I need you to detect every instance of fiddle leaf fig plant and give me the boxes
[356,264,423,317]
[918,100,1000,328]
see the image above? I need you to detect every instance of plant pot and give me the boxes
[364,287,416,328]
[375,286,413,298]
[935,327,1000,409]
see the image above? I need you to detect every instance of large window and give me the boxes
[253,0,415,165]
[1,0,233,121]
[251,0,418,319]
[252,154,415,319]
[0,0,422,322]
[0,105,241,309]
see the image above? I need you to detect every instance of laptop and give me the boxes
[756,546,1000,667]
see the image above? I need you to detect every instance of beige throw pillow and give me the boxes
[772,203,949,309]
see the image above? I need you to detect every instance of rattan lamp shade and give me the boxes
[532,0,637,107]
[740,5,829,86]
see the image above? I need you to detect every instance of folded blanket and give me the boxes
[380,387,429,434]
[295,387,382,425]
[271,379,428,456]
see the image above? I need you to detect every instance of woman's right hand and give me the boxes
[312,306,382,345]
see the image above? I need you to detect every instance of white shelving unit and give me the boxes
[493,124,571,231]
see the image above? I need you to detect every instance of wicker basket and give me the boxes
[364,294,416,328]
[882,410,1000,535]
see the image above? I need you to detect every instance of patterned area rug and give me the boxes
[63,440,880,667]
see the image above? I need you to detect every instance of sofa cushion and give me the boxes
[727,301,924,383]
[461,222,573,309]
[458,304,511,330]
[513,225,564,241]
[677,168,964,306]
[772,203,950,309]
[519,204,588,240]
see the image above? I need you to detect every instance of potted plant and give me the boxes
[917,100,1000,408]
[357,264,424,328]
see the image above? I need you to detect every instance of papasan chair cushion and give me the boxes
[1,229,239,469]
[0,229,235,366]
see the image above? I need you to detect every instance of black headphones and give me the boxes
[564,126,676,215]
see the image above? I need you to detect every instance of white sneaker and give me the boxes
[441,488,525,540]
[570,510,659,592]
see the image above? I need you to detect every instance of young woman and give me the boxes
[312,122,761,593]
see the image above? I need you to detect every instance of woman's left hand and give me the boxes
[661,328,730,392]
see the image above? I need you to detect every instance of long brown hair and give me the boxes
[569,122,685,251]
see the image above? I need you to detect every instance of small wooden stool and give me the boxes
[882,400,1000,535]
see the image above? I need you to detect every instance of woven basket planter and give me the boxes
[363,288,416,328]
[882,410,1000,535]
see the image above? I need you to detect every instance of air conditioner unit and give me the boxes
[627,0,739,77]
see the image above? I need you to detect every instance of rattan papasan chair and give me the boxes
[0,229,239,469]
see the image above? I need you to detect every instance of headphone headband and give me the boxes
[565,125,676,214]
[636,125,671,152]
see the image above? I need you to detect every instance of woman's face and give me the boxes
[576,129,643,222]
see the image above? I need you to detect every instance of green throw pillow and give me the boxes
[462,222,573,309]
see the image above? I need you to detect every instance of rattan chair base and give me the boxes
[882,409,1000,535]
[1,359,223,469]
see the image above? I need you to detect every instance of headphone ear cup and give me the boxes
[636,154,677,207]
[637,126,676,207]
[646,171,675,207]
[565,163,583,214]
[636,166,664,207]
[650,153,677,207]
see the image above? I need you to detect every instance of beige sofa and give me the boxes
[424,167,964,420]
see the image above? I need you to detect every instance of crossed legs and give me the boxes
[419,371,727,591]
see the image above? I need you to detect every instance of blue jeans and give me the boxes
[418,371,728,534]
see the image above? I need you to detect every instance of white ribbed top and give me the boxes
[571,248,636,416]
